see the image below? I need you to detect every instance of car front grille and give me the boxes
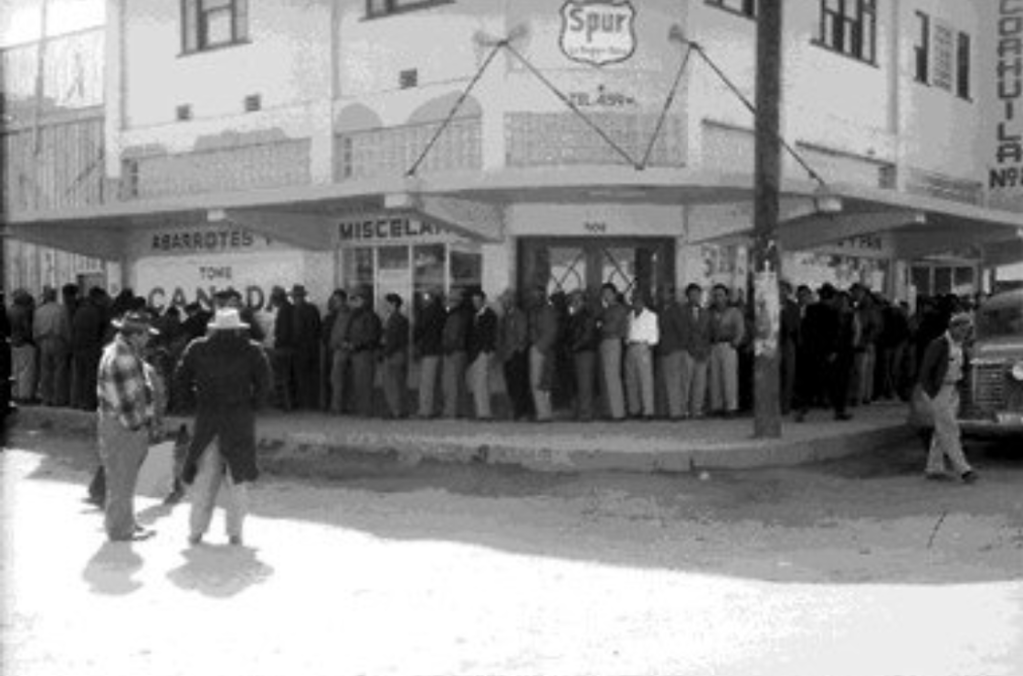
[962,362,1023,418]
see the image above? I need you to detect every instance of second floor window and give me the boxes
[914,11,929,83]
[817,0,876,64]
[365,0,452,19]
[706,0,756,19]
[182,0,249,54]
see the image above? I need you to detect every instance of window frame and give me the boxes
[364,0,454,20]
[913,10,929,84]
[814,0,878,66]
[705,0,757,20]
[180,0,250,56]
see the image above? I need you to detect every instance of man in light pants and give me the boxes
[467,288,497,420]
[680,283,711,418]
[708,284,745,418]
[528,287,559,422]
[626,291,659,419]
[917,313,977,484]
[598,283,628,421]
[176,308,272,546]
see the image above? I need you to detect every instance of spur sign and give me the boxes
[560,0,636,67]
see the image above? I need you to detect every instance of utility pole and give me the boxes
[752,0,783,438]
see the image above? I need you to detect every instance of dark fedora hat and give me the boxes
[112,311,159,336]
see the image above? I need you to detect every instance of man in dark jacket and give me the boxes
[345,290,382,417]
[566,290,600,421]
[655,286,685,420]
[175,308,272,546]
[778,280,802,415]
[916,312,976,483]
[380,293,410,418]
[71,287,109,411]
[528,286,559,422]
[498,289,533,421]
[413,290,445,418]
[467,288,497,420]
[289,285,321,410]
[440,288,471,419]
[268,286,295,410]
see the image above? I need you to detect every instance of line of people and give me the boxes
[5,280,977,425]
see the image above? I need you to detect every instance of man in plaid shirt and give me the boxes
[96,311,162,542]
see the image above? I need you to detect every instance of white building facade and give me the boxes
[3,0,1022,309]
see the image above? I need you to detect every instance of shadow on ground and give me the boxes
[10,428,1023,587]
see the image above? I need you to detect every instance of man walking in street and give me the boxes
[917,312,977,484]
[33,286,71,407]
[96,311,160,542]
[175,308,272,546]
[708,284,745,418]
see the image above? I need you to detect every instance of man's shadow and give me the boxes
[166,545,274,598]
[82,542,145,596]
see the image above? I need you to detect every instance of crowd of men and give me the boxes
[4,279,977,425]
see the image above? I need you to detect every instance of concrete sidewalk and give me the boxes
[6,401,914,475]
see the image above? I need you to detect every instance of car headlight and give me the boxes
[1012,362,1023,381]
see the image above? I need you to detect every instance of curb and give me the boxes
[7,405,915,477]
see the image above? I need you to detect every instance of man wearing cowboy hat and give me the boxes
[174,307,272,546]
[96,310,161,541]
[916,311,978,484]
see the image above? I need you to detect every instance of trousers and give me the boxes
[37,338,69,406]
[329,349,351,414]
[572,351,597,421]
[467,353,492,419]
[926,385,972,476]
[417,355,440,417]
[625,343,655,417]
[709,343,739,413]
[441,351,467,418]
[97,414,148,541]
[658,350,684,418]
[189,441,250,540]
[382,351,407,418]
[681,352,708,417]
[529,345,552,421]
[599,339,625,420]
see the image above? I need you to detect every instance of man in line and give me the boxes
[414,290,445,418]
[598,283,628,422]
[778,280,802,416]
[33,286,71,407]
[655,286,685,420]
[566,290,599,422]
[95,311,161,542]
[346,290,382,418]
[441,288,471,419]
[176,308,272,546]
[467,288,497,421]
[326,289,353,414]
[290,285,321,410]
[625,290,659,420]
[708,284,745,418]
[917,312,977,484]
[528,286,559,422]
[498,289,533,421]
[380,293,410,419]
[680,283,711,419]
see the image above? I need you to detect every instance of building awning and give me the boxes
[4,166,1023,265]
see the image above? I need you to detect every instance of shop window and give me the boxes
[706,0,756,19]
[911,266,931,297]
[182,0,249,54]
[934,267,952,294]
[815,0,876,65]
[954,266,974,292]
[343,247,376,307]
[365,0,453,19]
[913,11,929,83]
[449,247,482,295]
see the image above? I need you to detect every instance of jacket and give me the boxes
[175,331,272,484]
[442,305,471,355]
[381,311,410,358]
[680,302,712,361]
[346,306,382,353]
[468,307,498,361]
[414,301,445,357]
[656,301,686,355]
[917,334,962,399]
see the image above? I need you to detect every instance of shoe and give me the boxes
[961,470,979,484]
[187,534,203,546]
[111,528,155,542]
[228,535,244,546]
[925,472,953,482]
[82,495,104,508]
[162,487,185,506]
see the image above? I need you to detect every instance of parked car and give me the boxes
[959,289,1023,437]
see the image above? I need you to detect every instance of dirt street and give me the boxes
[2,428,1022,676]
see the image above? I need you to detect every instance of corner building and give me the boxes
[4,0,1023,308]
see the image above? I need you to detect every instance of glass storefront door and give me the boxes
[518,237,675,301]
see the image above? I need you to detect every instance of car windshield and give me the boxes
[976,303,1023,339]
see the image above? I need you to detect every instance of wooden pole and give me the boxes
[752,0,783,438]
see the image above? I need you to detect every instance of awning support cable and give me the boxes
[639,43,694,170]
[690,42,827,188]
[502,42,642,170]
[406,40,506,177]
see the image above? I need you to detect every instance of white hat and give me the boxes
[207,308,249,331]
